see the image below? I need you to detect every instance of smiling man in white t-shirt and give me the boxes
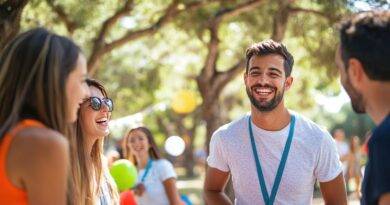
[204,40,347,205]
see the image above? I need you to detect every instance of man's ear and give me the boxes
[347,58,367,90]
[285,76,293,90]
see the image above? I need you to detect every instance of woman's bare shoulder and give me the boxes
[6,126,69,189]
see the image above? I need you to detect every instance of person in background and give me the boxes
[123,127,183,205]
[361,131,371,157]
[333,129,350,187]
[0,28,89,204]
[347,136,362,198]
[106,149,121,168]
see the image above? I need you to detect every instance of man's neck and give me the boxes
[250,104,291,131]
[366,83,390,125]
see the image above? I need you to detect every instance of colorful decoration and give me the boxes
[171,90,197,114]
[110,159,138,192]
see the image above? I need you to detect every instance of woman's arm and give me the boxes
[163,177,182,205]
[347,153,355,177]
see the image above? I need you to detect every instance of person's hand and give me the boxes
[133,183,146,196]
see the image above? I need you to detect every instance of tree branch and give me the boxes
[200,0,264,82]
[200,24,219,83]
[214,0,264,23]
[46,0,78,35]
[103,0,186,53]
[87,0,135,75]
[98,0,134,45]
[105,0,219,53]
[212,59,245,95]
[288,6,331,20]
[271,0,290,42]
[0,0,28,50]
[88,0,210,75]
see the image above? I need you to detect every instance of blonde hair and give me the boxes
[70,79,119,205]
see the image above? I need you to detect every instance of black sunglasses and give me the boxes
[85,97,114,112]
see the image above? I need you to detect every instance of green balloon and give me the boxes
[110,159,138,192]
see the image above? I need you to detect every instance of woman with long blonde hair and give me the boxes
[0,28,89,204]
[123,127,182,205]
[72,79,119,204]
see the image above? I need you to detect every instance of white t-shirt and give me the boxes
[207,112,342,205]
[136,159,177,205]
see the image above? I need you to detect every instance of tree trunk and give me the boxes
[202,96,236,202]
[170,112,199,178]
[183,141,196,177]
[271,0,290,42]
[0,0,28,51]
[203,101,221,154]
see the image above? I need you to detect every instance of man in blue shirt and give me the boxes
[335,10,390,205]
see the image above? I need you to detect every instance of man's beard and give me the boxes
[246,84,284,112]
[342,76,365,113]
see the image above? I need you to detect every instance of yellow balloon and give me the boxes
[171,90,197,114]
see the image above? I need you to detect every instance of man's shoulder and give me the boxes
[370,116,390,149]
[213,114,248,138]
[293,111,331,139]
[373,115,390,137]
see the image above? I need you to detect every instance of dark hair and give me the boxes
[0,27,83,203]
[124,126,161,165]
[339,10,390,81]
[245,39,294,77]
[86,78,108,98]
[0,27,80,138]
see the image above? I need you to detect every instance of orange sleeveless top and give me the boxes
[0,119,45,204]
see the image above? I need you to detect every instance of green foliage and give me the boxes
[17,0,369,145]
[96,41,162,117]
[21,0,67,34]
[310,103,375,139]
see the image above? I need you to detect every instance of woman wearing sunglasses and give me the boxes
[73,79,119,204]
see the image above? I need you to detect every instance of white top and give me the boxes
[207,112,342,205]
[336,141,349,157]
[96,156,117,205]
[97,170,115,205]
[136,159,177,205]
[336,140,350,174]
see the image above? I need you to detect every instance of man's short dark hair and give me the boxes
[339,10,390,81]
[245,40,294,77]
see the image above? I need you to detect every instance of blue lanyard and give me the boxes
[141,159,153,182]
[248,115,296,205]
